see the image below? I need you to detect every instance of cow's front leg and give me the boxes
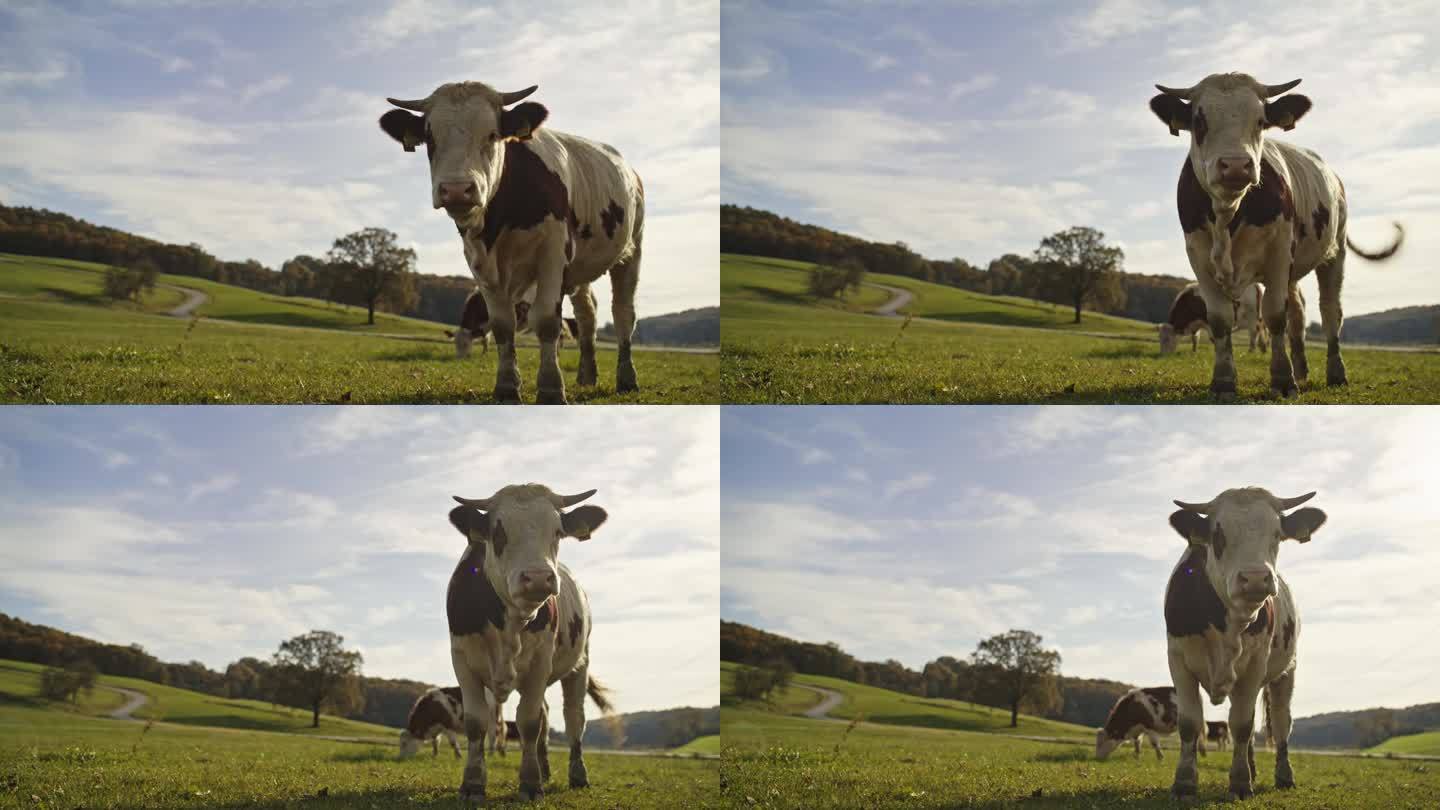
[515,683,548,801]
[452,653,493,804]
[1148,729,1164,760]
[1285,283,1309,383]
[1194,273,1237,400]
[1267,668,1297,789]
[534,256,568,404]
[1260,263,1297,398]
[1227,681,1263,800]
[447,730,463,758]
[1132,735,1140,758]
[1315,253,1347,386]
[486,293,522,404]
[570,285,599,387]
[1169,655,1205,802]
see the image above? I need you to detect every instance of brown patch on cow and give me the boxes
[1230,158,1294,235]
[447,542,506,636]
[1211,524,1227,559]
[459,290,490,333]
[1141,686,1177,727]
[524,594,557,634]
[1103,687,1172,740]
[1167,287,1208,331]
[406,690,462,736]
[1311,203,1330,241]
[476,142,572,251]
[600,200,625,239]
[1177,159,1213,233]
[579,224,593,239]
[1193,106,1209,146]
[568,614,584,649]
[440,686,463,703]
[1282,617,1295,650]
[1298,221,1308,240]
[1245,597,1275,636]
[1165,545,1227,637]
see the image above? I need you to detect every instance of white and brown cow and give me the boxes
[1095,686,1180,760]
[399,686,465,759]
[1160,282,1268,355]
[445,483,614,802]
[1149,73,1403,399]
[381,82,644,403]
[1207,720,1231,752]
[445,287,580,360]
[1164,487,1325,800]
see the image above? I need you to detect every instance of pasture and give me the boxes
[718,662,1440,809]
[0,253,717,404]
[720,254,1440,404]
[0,659,718,809]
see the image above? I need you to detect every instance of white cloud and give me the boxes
[883,472,934,500]
[948,73,996,99]
[238,74,290,103]
[187,473,238,501]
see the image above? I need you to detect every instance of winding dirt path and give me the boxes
[159,285,209,317]
[798,684,844,719]
[106,687,150,720]
[867,283,914,318]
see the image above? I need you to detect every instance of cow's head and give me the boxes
[1169,487,1326,612]
[379,81,548,224]
[448,484,607,611]
[1158,323,1179,355]
[1094,727,1126,760]
[444,327,480,359]
[397,730,422,758]
[1149,73,1311,204]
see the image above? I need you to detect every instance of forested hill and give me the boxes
[0,202,718,346]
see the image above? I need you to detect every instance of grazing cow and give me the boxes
[445,288,580,360]
[399,686,465,759]
[1207,720,1231,752]
[445,483,615,802]
[1160,282,1268,355]
[381,82,645,403]
[1149,73,1403,398]
[1164,487,1326,800]
[1096,686,1180,760]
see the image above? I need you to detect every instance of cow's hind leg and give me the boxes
[1316,252,1347,386]
[1268,668,1297,789]
[1286,282,1309,383]
[608,198,643,393]
[561,666,592,788]
[1148,729,1164,760]
[570,284,599,387]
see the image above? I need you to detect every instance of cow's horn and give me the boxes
[553,489,597,508]
[500,85,538,106]
[1262,79,1302,98]
[453,495,494,510]
[386,96,429,112]
[1155,84,1193,100]
[1276,491,1316,510]
[1173,499,1213,513]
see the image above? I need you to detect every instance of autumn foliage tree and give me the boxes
[326,227,417,325]
[971,629,1062,728]
[271,630,364,728]
[1033,226,1126,324]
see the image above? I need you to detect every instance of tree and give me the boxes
[837,256,867,295]
[101,259,159,303]
[326,227,416,324]
[1034,226,1125,324]
[271,630,363,728]
[39,659,98,703]
[970,630,1061,728]
[807,264,849,299]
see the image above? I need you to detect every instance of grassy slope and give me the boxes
[0,256,717,404]
[720,253,1440,404]
[719,662,824,716]
[0,694,716,810]
[1370,730,1440,756]
[675,735,721,755]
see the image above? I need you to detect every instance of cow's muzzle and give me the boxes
[437,181,479,217]
[1215,156,1255,192]
[517,568,557,601]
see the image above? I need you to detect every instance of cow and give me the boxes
[399,686,465,759]
[1164,487,1326,800]
[445,483,615,802]
[381,82,644,403]
[1095,686,1181,760]
[445,288,580,360]
[1160,282,1268,355]
[1149,73,1403,399]
[1207,720,1231,752]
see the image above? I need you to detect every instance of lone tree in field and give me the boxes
[1034,226,1126,324]
[970,629,1061,728]
[327,227,417,325]
[39,660,98,703]
[271,630,363,728]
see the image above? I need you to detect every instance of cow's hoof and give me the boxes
[577,359,598,387]
[1229,783,1254,800]
[1293,358,1310,382]
[459,783,486,804]
[1270,381,1299,399]
[570,767,590,789]
[517,783,543,802]
[1209,381,1236,402]
[1170,783,1197,804]
[616,368,639,393]
[1276,776,1296,790]
[493,385,521,404]
[536,389,567,405]
[1327,360,1348,387]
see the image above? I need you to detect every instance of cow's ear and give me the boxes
[380,109,426,152]
[1169,510,1209,544]
[1264,94,1311,132]
[449,505,490,540]
[1149,94,1191,136]
[501,102,548,141]
[561,505,607,541]
[1281,507,1326,543]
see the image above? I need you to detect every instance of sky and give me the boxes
[0,0,718,318]
[0,406,720,713]
[722,0,1440,316]
[722,406,1440,718]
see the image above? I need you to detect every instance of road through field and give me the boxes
[867,283,913,317]
[160,285,209,318]
[107,687,150,720]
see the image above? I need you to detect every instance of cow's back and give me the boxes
[1265,139,1344,274]
[528,129,642,280]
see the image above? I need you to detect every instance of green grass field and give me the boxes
[0,659,718,808]
[675,735,721,755]
[1371,730,1440,757]
[0,253,717,404]
[718,662,1440,809]
[721,253,1440,404]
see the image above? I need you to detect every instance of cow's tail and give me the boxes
[1346,222,1404,261]
[586,676,615,715]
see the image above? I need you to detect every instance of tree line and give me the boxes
[722,204,1194,324]
[721,620,1135,729]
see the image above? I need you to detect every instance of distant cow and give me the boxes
[1096,686,1180,760]
[1207,720,1231,752]
[445,288,580,360]
[1149,73,1402,398]
[399,687,464,759]
[381,81,645,403]
[1160,282,1267,355]
[445,483,614,802]
[1164,487,1326,799]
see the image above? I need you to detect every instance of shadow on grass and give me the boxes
[1083,343,1165,359]
[214,312,377,330]
[737,283,812,308]
[1031,748,1094,763]
[37,286,104,306]
[371,348,452,362]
